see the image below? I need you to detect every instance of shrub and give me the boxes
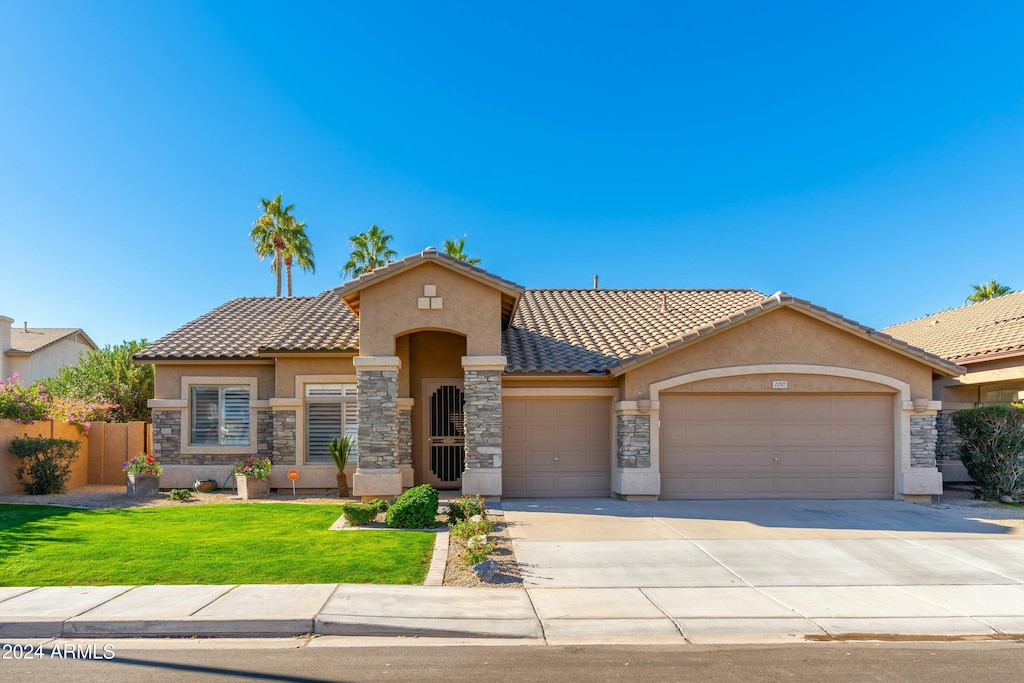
[385,484,439,529]
[168,488,192,501]
[8,436,81,494]
[367,498,391,515]
[952,405,1024,500]
[0,374,48,424]
[447,494,486,523]
[47,396,118,435]
[458,534,497,568]
[449,516,494,541]
[340,502,376,526]
[42,339,154,422]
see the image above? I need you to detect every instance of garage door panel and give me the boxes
[661,394,894,499]
[502,397,611,498]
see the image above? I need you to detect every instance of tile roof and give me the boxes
[136,285,962,376]
[7,327,97,355]
[135,291,359,361]
[882,290,1024,364]
[503,289,767,373]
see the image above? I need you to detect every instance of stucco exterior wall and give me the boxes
[153,363,276,400]
[664,373,895,394]
[357,262,503,356]
[11,339,93,384]
[274,356,356,398]
[624,308,935,400]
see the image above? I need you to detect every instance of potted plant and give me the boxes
[232,454,272,499]
[123,453,163,498]
[329,436,354,497]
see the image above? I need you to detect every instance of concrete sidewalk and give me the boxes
[3,499,1024,644]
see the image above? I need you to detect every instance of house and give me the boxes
[883,291,1024,482]
[0,316,98,384]
[134,248,962,501]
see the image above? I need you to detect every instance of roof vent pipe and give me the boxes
[661,292,668,313]
[24,322,28,331]
[593,275,599,290]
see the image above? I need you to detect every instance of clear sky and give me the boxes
[3,1,1023,348]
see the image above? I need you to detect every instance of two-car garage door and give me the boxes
[660,394,894,499]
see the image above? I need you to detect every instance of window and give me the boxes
[305,383,358,464]
[190,385,251,446]
[984,388,1024,404]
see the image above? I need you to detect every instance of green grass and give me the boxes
[0,504,435,586]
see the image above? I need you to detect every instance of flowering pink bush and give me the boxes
[48,396,118,435]
[0,374,118,434]
[0,374,48,424]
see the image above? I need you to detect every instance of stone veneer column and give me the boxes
[898,399,943,502]
[271,410,296,465]
[397,398,414,488]
[612,401,661,499]
[353,356,403,498]
[461,356,506,497]
[151,410,181,463]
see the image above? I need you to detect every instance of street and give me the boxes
[2,640,1023,682]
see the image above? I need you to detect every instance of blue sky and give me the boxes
[3,1,1023,348]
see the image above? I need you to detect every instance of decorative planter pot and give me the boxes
[126,473,160,498]
[237,474,270,500]
[337,472,350,498]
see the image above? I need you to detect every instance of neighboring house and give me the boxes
[0,316,98,384]
[883,290,1024,482]
[135,248,962,501]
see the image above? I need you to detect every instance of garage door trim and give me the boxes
[647,364,912,499]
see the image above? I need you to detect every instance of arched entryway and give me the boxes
[399,330,468,490]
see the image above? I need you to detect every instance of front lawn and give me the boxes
[0,504,435,586]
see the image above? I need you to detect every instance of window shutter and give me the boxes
[220,387,250,445]
[307,403,342,464]
[190,387,220,446]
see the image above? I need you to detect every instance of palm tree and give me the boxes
[441,234,481,265]
[250,194,313,297]
[341,225,397,279]
[275,221,316,297]
[966,279,1012,304]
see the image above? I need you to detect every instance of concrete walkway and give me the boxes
[2,499,1024,644]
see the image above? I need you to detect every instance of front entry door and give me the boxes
[425,380,464,489]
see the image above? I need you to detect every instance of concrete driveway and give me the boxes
[501,499,1024,643]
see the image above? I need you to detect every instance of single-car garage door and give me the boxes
[503,397,611,497]
[660,394,894,499]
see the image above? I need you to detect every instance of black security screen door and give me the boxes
[429,384,465,483]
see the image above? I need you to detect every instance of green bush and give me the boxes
[367,498,391,515]
[446,494,486,523]
[385,484,439,529]
[8,436,81,494]
[952,405,1024,499]
[449,516,494,541]
[340,502,376,526]
[168,488,192,501]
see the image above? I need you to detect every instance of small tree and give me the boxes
[9,436,81,494]
[43,340,153,422]
[951,405,1024,500]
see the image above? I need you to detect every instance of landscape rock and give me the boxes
[471,559,497,582]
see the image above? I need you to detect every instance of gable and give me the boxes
[624,306,938,399]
